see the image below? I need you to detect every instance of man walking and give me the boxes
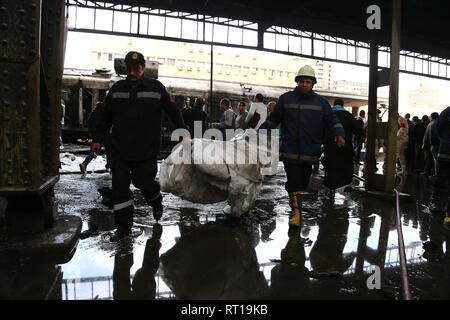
[259,65,345,228]
[92,51,186,241]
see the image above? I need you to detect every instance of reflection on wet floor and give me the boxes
[1,160,449,300]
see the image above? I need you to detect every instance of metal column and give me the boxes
[365,31,379,188]
[0,0,81,239]
[0,0,42,191]
[365,0,401,193]
[384,0,401,192]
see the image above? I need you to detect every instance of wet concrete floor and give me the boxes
[2,145,450,300]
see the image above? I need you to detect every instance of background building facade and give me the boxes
[84,35,332,90]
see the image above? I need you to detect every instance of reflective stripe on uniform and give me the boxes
[437,153,450,160]
[113,200,134,211]
[280,152,319,161]
[332,123,344,129]
[112,92,130,99]
[300,104,322,111]
[283,104,322,111]
[137,91,162,99]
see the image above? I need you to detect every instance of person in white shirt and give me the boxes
[244,93,267,130]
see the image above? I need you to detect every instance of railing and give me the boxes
[61,241,422,300]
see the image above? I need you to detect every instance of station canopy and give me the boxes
[98,0,450,60]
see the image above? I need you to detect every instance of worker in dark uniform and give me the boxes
[182,97,207,138]
[259,65,345,228]
[92,51,186,242]
[429,106,450,228]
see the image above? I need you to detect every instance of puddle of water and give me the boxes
[1,160,449,300]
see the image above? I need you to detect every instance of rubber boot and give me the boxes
[288,191,302,227]
[444,199,450,229]
[147,194,163,221]
[111,206,133,242]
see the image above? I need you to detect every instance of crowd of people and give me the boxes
[77,50,449,241]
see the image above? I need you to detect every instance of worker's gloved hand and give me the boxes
[91,142,100,158]
[334,136,345,148]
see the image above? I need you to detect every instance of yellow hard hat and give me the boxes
[295,65,317,84]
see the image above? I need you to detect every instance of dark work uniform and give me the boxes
[260,87,345,193]
[182,106,207,138]
[353,116,365,164]
[411,121,427,172]
[431,107,450,213]
[323,106,363,190]
[94,75,185,231]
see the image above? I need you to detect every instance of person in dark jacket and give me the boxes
[407,116,419,172]
[182,97,207,138]
[353,109,366,165]
[235,101,248,130]
[411,115,428,173]
[259,65,345,228]
[429,107,450,226]
[430,112,440,171]
[92,51,186,242]
[322,99,363,200]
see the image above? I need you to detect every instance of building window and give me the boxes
[243,67,249,76]
[187,60,195,71]
[206,63,211,72]
[176,60,185,70]
[233,65,241,75]
[157,57,165,65]
[104,53,113,61]
[225,64,232,75]
[197,62,204,71]
[216,63,223,73]
[167,59,175,66]
[251,67,257,75]
[92,51,101,61]
[259,68,266,76]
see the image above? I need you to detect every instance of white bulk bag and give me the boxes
[159,131,272,216]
